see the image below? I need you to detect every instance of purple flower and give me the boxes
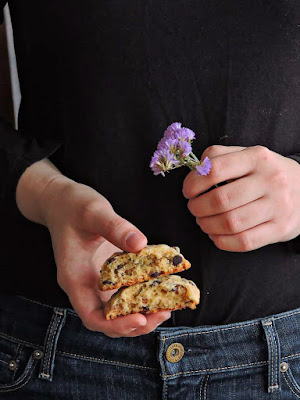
[163,122,182,138]
[177,140,192,158]
[173,127,195,142]
[150,149,179,176]
[158,137,192,159]
[195,157,212,176]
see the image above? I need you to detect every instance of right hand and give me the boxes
[40,177,171,337]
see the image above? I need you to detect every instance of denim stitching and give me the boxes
[204,375,209,400]
[199,375,205,400]
[266,325,275,389]
[56,350,157,371]
[282,372,300,398]
[270,323,279,389]
[0,332,41,350]
[274,309,300,321]
[283,353,300,361]
[161,359,268,378]
[18,296,77,316]
[0,360,38,393]
[0,357,37,391]
[158,321,258,340]
[161,336,167,378]
[41,313,59,377]
[44,313,63,376]
[12,344,22,381]
[159,308,300,341]
[0,359,7,365]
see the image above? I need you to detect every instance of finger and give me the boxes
[196,197,273,235]
[208,221,279,252]
[82,200,147,252]
[126,311,172,337]
[68,282,147,337]
[188,174,265,217]
[201,145,246,160]
[183,147,258,199]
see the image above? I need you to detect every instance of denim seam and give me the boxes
[56,350,157,371]
[12,344,22,381]
[199,375,205,400]
[0,359,7,365]
[283,353,300,361]
[204,375,209,400]
[270,323,279,389]
[18,296,77,316]
[158,321,259,340]
[282,372,300,398]
[162,359,268,378]
[161,336,167,378]
[0,332,42,350]
[266,325,275,389]
[40,312,59,379]
[0,357,37,392]
[44,312,63,377]
[159,309,300,341]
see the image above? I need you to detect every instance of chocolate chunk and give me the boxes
[106,257,115,264]
[150,280,160,287]
[102,280,114,285]
[172,255,182,266]
[150,272,162,278]
[114,264,123,274]
[142,306,149,311]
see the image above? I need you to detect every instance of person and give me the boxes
[0,1,299,398]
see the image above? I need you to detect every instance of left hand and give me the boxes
[183,145,300,252]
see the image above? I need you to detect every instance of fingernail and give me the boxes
[125,231,145,249]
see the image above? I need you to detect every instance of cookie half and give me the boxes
[104,274,200,320]
[98,244,191,291]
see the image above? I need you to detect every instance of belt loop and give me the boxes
[261,318,281,393]
[38,307,67,382]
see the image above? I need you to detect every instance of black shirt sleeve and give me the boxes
[0,117,63,203]
[0,2,63,207]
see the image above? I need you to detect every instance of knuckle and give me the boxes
[252,145,271,162]
[237,232,254,252]
[187,199,198,216]
[224,213,241,234]
[270,169,289,190]
[81,200,102,221]
[104,216,127,238]
[213,189,230,211]
[183,178,195,199]
[203,145,222,159]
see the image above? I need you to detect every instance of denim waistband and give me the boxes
[1,295,300,392]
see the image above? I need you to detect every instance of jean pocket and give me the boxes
[281,358,300,399]
[0,335,40,393]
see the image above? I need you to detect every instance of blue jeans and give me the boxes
[1,295,300,399]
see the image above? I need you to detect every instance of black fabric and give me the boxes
[0,0,299,326]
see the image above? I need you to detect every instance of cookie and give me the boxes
[98,244,191,291]
[104,274,200,320]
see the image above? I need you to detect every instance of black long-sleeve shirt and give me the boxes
[0,0,299,326]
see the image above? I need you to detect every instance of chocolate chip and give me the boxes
[172,255,182,266]
[150,272,162,278]
[114,264,123,274]
[150,280,160,287]
[142,306,149,311]
[102,280,114,285]
[107,257,115,264]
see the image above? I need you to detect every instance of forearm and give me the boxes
[16,158,74,226]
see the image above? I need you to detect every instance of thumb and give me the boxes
[82,200,147,252]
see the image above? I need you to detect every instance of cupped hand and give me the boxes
[183,145,300,252]
[41,178,171,337]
